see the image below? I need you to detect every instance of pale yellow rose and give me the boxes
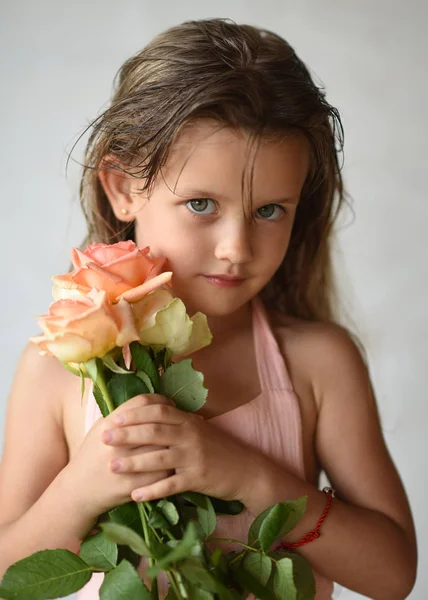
[30,290,139,363]
[132,290,212,357]
[52,241,172,304]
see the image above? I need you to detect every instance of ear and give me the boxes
[98,154,146,222]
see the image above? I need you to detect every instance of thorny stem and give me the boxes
[137,502,186,599]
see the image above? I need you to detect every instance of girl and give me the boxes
[0,18,417,600]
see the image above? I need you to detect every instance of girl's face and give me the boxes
[129,120,310,318]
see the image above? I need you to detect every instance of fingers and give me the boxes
[110,447,180,474]
[106,393,173,424]
[131,473,188,502]
[102,422,182,447]
[111,402,187,427]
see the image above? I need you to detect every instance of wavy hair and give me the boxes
[77,18,347,323]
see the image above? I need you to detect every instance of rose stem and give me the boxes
[95,368,115,414]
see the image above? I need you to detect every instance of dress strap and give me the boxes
[252,296,294,393]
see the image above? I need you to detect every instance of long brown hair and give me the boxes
[77,18,347,324]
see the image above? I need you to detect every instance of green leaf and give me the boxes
[160,359,208,412]
[156,499,180,526]
[108,373,150,408]
[231,558,277,600]
[84,357,99,384]
[108,502,144,537]
[272,558,296,600]
[179,559,218,592]
[102,355,132,375]
[99,559,151,600]
[243,552,272,586]
[137,370,155,393]
[248,498,307,551]
[61,361,83,377]
[288,554,316,600]
[269,551,315,600]
[146,521,199,577]
[100,523,151,557]
[93,383,110,418]
[130,342,160,391]
[209,497,244,516]
[180,493,216,537]
[148,508,170,530]
[188,587,214,600]
[0,549,92,599]
[80,368,86,401]
[80,531,118,571]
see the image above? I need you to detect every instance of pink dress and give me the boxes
[77,297,334,599]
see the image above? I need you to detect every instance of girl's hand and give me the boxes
[101,401,263,504]
[64,394,174,521]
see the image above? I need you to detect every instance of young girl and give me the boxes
[0,18,417,600]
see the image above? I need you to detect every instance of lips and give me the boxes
[205,274,244,281]
[202,274,246,287]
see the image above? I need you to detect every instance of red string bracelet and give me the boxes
[274,487,335,551]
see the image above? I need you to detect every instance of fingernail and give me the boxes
[111,459,122,472]
[133,491,144,501]
[103,430,113,443]
[114,414,125,425]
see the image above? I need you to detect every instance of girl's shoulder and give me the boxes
[268,310,366,410]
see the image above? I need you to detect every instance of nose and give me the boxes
[214,218,253,265]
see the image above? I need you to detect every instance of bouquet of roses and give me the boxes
[0,241,315,600]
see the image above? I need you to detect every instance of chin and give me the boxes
[182,292,253,318]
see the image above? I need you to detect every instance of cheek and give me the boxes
[135,212,209,267]
[257,225,292,269]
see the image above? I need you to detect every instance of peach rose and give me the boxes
[52,241,172,304]
[30,290,139,363]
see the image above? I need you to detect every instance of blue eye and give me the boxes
[256,204,285,220]
[186,199,216,215]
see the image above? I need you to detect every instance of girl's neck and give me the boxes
[206,300,253,339]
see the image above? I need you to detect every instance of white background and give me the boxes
[1,1,427,598]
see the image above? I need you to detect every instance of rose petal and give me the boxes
[118,271,173,303]
[72,264,130,302]
[110,299,140,346]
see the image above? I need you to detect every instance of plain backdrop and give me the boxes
[1,1,427,598]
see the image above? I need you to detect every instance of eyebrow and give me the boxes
[174,188,298,204]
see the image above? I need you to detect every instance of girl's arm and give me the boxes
[0,344,171,576]
[241,325,417,600]
[0,345,97,575]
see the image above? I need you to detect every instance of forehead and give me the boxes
[163,120,310,200]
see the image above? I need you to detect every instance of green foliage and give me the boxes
[160,359,208,412]
[109,502,145,537]
[269,551,316,600]
[0,549,92,599]
[108,373,150,407]
[130,342,160,391]
[93,382,110,417]
[99,559,151,600]
[80,531,118,570]
[180,492,216,537]
[146,521,199,578]
[209,497,244,516]
[248,497,307,551]
[100,523,151,557]
[1,342,315,600]
[156,499,180,526]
